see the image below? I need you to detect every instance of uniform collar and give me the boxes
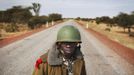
[47,45,83,66]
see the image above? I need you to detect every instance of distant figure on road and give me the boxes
[32,25,86,75]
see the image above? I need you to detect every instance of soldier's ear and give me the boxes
[76,43,80,47]
[76,43,81,49]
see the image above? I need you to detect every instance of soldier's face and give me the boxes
[60,42,77,55]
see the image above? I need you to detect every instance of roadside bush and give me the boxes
[105,28,111,32]
[28,16,48,29]
[3,23,18,32]
[129,32,134,37]
[48,13,62,21]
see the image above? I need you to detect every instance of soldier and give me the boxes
[33,25,86,75]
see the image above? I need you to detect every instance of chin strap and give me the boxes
[60,49,64,55]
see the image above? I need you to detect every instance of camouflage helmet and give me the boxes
[57,25,81,43]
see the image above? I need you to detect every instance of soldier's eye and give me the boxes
[61,42,77,46]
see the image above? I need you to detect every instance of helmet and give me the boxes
[57,25,81,43]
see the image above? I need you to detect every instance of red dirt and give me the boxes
[77,21,134,65]
[0,28,45,48]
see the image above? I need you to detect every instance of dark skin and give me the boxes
[58,42,77,59]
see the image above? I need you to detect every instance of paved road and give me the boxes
[0,20,134,75]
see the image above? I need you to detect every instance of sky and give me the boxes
[0,0,134,18]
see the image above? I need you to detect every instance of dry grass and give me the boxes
[0,23,29,39]
[80,21,134,49]
[0,20,63,40]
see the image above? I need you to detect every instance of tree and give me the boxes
[95,17,101,24]
[31,3,41,16]
[10,7,32,23]
[115,12,133,33]
[100,16,114,27]
[0,6,33,32]
[75,17,81,20]
[0,6,32,23]
[0,11,6,22]
[48,13,62,21]
[28,16,48,29]
[130,11,134,26]
[0,10,12,22]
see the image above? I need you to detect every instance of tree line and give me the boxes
[0,3,63,32]
[76,11,134,34]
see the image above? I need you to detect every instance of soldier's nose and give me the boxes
[66,45,71,47]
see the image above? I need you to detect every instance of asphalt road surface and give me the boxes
[0,20,134,75]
